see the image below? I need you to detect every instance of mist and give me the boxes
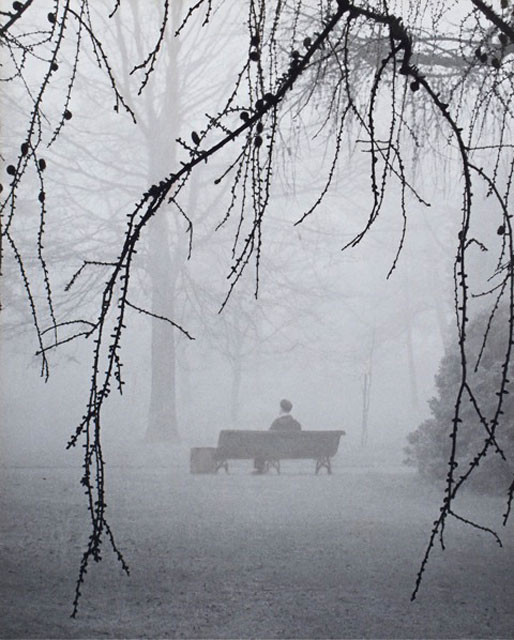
[1,2,513,638]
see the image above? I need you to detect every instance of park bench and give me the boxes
[192,429,345,474]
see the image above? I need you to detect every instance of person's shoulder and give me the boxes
[270,416,290,430]
[269,417,282,430]
[269,415,302,431]
[290,417,302,430]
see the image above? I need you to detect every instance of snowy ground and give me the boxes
[1,441,513,639]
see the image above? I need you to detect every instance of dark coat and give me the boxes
[269,414,302,432]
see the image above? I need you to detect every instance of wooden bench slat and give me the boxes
[215,430,345,464]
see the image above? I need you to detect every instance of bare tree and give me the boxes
[2,0,514,614]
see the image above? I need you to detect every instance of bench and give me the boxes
[213,429,345,474]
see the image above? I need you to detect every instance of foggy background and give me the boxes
[0,2,471,469]
[2,3,514,639]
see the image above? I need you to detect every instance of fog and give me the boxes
[1,2,513,638]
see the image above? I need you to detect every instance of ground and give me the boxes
[1,441,513,639]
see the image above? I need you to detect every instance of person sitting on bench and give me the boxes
[253,399,301,473]
[269,398,302,432]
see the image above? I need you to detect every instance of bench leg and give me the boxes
[215,460,229,473]
[315,457,331,474]
[266,459,280,474]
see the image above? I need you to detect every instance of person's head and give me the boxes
[279,398,292,414]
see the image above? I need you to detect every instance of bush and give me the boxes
[405,306,514,494]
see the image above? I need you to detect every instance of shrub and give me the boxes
[405,306,514,494]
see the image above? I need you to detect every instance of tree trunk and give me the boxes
[230,356,242,427]
[145,216,180,442]
[403,272,419,408]
[360,329,374,447]
[144,2,183,442]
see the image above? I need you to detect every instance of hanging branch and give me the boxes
[2,0,514,615]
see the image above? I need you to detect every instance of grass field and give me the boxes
[1,441,513,639]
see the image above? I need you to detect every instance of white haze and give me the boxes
[1,3,512,638]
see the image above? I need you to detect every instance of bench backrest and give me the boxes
[216,430,345,460]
